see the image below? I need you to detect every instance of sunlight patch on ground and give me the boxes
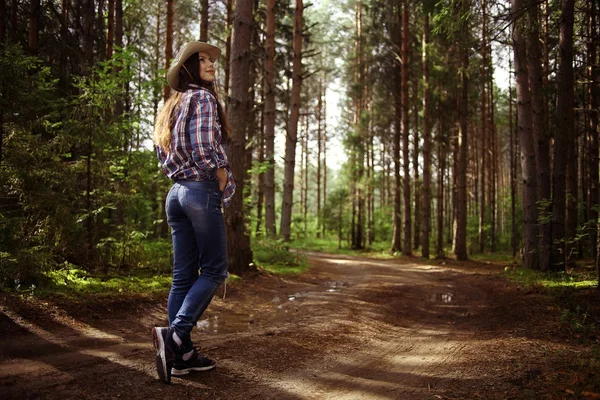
[1,305,154,380]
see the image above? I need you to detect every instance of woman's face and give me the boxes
[198,51,216,82]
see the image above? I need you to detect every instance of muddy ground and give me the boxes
[1,252,600,399]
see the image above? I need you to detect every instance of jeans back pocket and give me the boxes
[182,188,210,211]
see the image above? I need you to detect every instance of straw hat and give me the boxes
[167,41,221,91]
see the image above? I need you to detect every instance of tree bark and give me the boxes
[552,0,574,271]
[81,0,95,73]
[479,0,487,254]
[526,0,551,270]
[200,0,208,41]
[421,12,431,259]
[106,0,114,59]
[509,57,517,259]
[225,0,255,274]
[279,0,303,241]
[0,0,6,44]
[9,0,17,42]
[263,0,276,238]
[316,74,323,238]
[28,0,39,52]
[513,0,538,270]
[391,6,402,253]
[401,0,411,256]
[413,77,420,250]
[224,0,233,107]
[436,118,446,259]
[453,1,469,261]
[588,0,598,265]
[163,0,174,103]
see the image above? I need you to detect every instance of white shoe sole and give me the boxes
[171,365,216,376]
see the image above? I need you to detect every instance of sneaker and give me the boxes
[152,327,177,384]
[171,348,216,376]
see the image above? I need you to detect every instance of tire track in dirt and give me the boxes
[266,253,487,399]
[1,252,553,399]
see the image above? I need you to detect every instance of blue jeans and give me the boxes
[165,180,228,344]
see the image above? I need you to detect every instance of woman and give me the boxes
[151,41,235,384]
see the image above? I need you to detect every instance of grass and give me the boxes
[503,265,598,290]
[288,237,396,259]
[34,267,173,299]
[252,240,310,275]
[503,263,599,336]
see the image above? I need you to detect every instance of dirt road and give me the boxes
[0,253,594,399]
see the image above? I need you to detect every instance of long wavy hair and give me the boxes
[153,52,230,152]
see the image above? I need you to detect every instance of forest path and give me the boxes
[0,252,583,399]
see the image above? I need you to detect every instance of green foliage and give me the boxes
[38,264,172,298]
[252,240,309,275]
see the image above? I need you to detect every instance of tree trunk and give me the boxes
[224,0,233,107]
[81,0,95,73]
[588,0,599,265]
[225,0,255,274]
[163,0,174,103]
[453,2,469,261]
[413,77,420,250]
[489,78,497,252]
[322,73,327,238]
[200,0,209,41]
[513,0,538,270]
[106,0,114,59]
[316,74,323,238]
[421,12,431,258]
[0,0,6,44]
[263,0,276,238]
[256,89,265,237]
[96,0,105,62]
[479,0,487,253]
[436,119,446,259]
[401,0,411,256]
[526,0,551,270]
[552,0,574,272]
[354,0,365,250]
[279,0,303,241]
[28,0,39,52]
[9,0,17,42]
[509,57,517,259]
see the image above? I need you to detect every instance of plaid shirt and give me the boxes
[156,88,235,207]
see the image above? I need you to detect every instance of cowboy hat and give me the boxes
[167,41,221,91]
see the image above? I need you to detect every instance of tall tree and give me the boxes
[513,0,538,270]
[200,0,209,41]
[28,0,39,52]
[106,0,114,59]
[526,0,551,270]
[588,0,599,265]
[225,0,255,274]
[453,0,469,261]
[421,11,431,258]
[163,0,174,102]
[224,0,233,105]
[551,0,574,271]
[263,0,276,238]
[479,0,487,253]
[0,0,6,44]
[279,0,303,241]
[391,1,402,253]
[401,0,411,256]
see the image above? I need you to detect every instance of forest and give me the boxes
[0,0,599,283]
[3,0,600,398]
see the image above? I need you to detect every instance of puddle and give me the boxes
[326,281,346,292]
[430,293,454,303]
[196,312,255,334]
